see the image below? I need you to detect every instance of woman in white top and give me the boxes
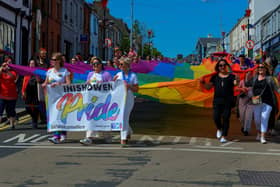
[114,57,139,145]
[42,52,71,144]
[80,57,112,145]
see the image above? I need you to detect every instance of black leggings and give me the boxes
[213,103,232,137]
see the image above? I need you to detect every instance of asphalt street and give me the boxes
[1,102,280,187]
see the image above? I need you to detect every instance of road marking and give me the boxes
[204,138,212,146]
[267,149,280,152]
[3,133,41,143]
[0,145,280,156]
[0,116,31,131]
[30,134,51,143]
[136,135,164,144]
[172,136,181,144]
[195,145,243,150]
[189,137,197,145]
[220,139,240,147]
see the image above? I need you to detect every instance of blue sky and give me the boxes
[89,0,248,57]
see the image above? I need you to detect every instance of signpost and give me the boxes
[245,40,254,50]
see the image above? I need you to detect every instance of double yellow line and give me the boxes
[0,115,31,131]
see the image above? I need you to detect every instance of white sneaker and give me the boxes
[60,135,66,143]
[80,138,93,145]
[260,137,267,144]
[48,137,60,144]
[216,130,222,139]
[220,137,227,143]
[256,134,261,141]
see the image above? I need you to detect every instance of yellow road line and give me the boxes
[0,115,31,131]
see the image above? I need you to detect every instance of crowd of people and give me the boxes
[0,47,280,145]
[0,48,139,146]
[201,54,280,144]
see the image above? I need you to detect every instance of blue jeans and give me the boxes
[253,103,272,133]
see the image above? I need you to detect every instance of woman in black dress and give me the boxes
[22,59,40,129]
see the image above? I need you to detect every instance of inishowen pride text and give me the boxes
[63,83,114,92]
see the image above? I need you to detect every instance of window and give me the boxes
[49,0,52,17]
[70,2,73,24]
[56,1,61,20]
[23,0,29,7]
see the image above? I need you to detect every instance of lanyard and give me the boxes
[122,71,132,84]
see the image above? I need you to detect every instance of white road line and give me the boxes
[267,149,280,152]
[195,145,243,150]
[30,134,52,143]
[1,145,280,156]
[172,136,181,144]
[220,139,240,147]
[204,138,212,146]
[189,137,197,145]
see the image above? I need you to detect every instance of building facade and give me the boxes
[31,0,62,60]
[61,0,84,61]
[229,16,248,56]
[0,0,32,65]
[195,37,221,62]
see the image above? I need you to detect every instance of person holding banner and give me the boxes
[42,52,71,144]
[80,57,112,145]
[114,57,139,145]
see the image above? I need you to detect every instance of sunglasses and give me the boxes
[93,63,101,66]
[219,64,226,67]
[119,63,125,66]
[258,66,265,69]
[51,58,57,61]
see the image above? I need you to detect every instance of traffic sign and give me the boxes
[105,38,112,47]
[245,40,255,49]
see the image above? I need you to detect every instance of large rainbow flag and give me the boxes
[9,59,257,108]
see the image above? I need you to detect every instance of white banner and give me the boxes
[46,81,126,132]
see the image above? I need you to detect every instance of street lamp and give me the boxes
[99,13,113,60]
[147,29,153,57]
[221,31,225,52]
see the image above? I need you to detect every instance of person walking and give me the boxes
[0,59,18,129]
[22,59,40,129]
[249,62,280,144]
[201,59,239,143]
[80,57,112,145]
[42,52,71,144]
[114,57,139,145]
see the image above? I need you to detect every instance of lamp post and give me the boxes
[130,0,134,49]
[147,29,153,57]
[221,31,225,52]
[245,8,252,57]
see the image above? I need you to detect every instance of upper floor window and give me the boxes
[23,0,29,7]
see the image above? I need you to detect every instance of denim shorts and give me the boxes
[0,99,17,118]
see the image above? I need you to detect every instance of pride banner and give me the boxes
[46,81,126,132]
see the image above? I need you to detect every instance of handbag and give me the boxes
[252,95,262,105]
[251,78,267,105]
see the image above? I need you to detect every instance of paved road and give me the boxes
[1,102,280,187]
